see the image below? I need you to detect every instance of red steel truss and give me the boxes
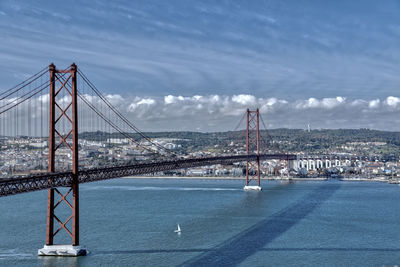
[0,154,296,197]
[46,63,80,246]
[246,109,261,187]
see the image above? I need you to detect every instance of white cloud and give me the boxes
[385,96,400,107]
[164,95,175,104]
[303,98,319,109]
[295,97,346,110]
[350,99,367,107]
[128,98,156,111]
[232,94,256,105]
[106,94,124,105]
[164,95,186,104]
[38,94,49,103]
[3,93,400,133]
[137,98,155,105]
[369,99,380,109]
[120,94,400,131]
[265,98,277,106]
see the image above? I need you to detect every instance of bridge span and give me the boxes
[0,153,296,197]
[0,64,296,256]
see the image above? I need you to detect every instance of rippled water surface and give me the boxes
[1,178,400,266]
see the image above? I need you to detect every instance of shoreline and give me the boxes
[122,176,326,181]
[340,177,392,183]
[121,176,398,183]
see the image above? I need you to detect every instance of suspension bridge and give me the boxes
[0,64,295,256]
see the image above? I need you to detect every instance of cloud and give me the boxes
[385,96,400,107]
[1,0,400,101]
[164,95,185,104]
[232,94,256,105]
[295,97,346,110]
[3,94,400,133]
[368,99,380,109]
[122,95,400,131]
[2,1,400,132]
[84,94,400,131]
[105,94,124,105]
[128,98,156,111]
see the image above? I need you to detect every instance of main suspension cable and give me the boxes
[77,91,163,157]
[0,77,50,111]
[259,113,281,153]
[0,78,51,116]
[54,72,161,158]
[0,67,47,100]
[77,70,177,157]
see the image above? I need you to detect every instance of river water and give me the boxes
[0,178,399,266]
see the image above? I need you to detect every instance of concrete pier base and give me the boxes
[243,185,262,191]
[38,245,87,256]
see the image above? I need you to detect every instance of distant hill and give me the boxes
[80,128,400,159]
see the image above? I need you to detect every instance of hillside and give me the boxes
[80,128,400,160]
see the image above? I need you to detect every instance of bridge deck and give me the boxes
[0,154,295,197]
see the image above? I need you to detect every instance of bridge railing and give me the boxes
[0,172,73,197]
[0,154,296,197]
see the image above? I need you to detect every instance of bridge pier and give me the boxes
[38,245,86,257]
[38,63,86,256]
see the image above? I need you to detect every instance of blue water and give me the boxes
[1,179,400,266]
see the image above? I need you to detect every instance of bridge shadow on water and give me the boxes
[95,247,400,255]
[181,182,341,266]
[94,183,346,265]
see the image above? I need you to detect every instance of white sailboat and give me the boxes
[174,224,181,233]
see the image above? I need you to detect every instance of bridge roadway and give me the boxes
[0,154,295,197]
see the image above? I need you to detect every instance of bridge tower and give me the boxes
[38,64,86,256]
[244,108,262,191]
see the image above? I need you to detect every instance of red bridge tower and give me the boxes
[244,108,262,191]
[38,64,86,256]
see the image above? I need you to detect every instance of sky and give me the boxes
[1,0,400,131]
